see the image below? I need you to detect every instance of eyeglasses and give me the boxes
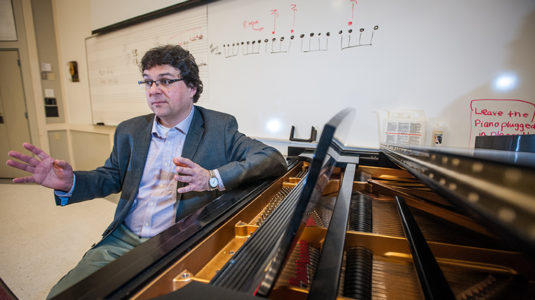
[137,78,183,89]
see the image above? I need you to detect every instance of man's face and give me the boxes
[143,64,196,127]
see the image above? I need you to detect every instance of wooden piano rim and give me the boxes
[130,162,306,299]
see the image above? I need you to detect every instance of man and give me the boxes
[6,45,287,298]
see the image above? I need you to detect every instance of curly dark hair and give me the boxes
[140,45,203,103]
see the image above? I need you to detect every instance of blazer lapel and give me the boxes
[122,115,153,201]
[176,107,204,202]
[181,107,205,160]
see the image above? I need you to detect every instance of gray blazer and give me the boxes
[55,106,287,239]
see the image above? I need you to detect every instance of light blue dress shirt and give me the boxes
[55,107,224,238]
[123,108,195,237]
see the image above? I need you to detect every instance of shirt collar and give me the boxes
[151,106,195,138]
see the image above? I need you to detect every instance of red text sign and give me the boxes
[469,99,535,146]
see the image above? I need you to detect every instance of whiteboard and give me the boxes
[85,0,535,148]
[86,5,208,126]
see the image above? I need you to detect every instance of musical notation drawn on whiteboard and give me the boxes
[172,26,205,47]
[127,48,140,66]
[340,25,379,50]
[86,4,209,125]
[271,9,279,35]
[290,4,297,33]
[213,1,379,58]
[214,26,378,58]
[301,32,329,53]
[243,20,264,32]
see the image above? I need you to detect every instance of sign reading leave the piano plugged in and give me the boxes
[469,99,535,147]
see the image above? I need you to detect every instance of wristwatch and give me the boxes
[208,170,219,191]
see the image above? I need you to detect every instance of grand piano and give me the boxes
[53,108,535,299]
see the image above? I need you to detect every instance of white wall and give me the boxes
[90,0,188,31]
[52,0,93,125]
[5,0,48,151]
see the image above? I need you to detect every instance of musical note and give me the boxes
[301,32,330,53]
[242,40,262,55]
[223,43,239,58]
[340,25,379,50]
[270,36,292,54]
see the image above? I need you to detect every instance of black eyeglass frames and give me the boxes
[137,78,183,89]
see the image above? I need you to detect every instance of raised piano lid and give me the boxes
[209,108,356,295]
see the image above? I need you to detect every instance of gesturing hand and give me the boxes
[173,157,210,193]
[6,143,74,192]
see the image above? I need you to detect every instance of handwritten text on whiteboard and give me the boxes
[469,99,535,146]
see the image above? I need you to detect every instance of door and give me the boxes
[0,50,32,178]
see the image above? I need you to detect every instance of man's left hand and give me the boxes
[173,157,210,193]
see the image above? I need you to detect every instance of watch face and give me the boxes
[209,177,218,188]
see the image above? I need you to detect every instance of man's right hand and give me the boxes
[6,142,74,192]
